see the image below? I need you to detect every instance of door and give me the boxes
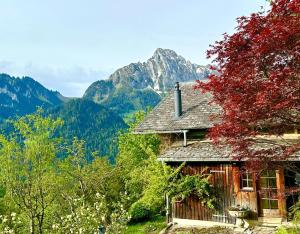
[210,166,235,224]
[258,170,280,217]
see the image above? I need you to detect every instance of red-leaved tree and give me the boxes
[195,0,300,172]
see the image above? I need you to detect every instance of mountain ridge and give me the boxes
[83,48,210,115]
[0,74,127,158]
[0,73,67,119]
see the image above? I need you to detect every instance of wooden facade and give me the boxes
[170,162,236,224]
[168,162,298,224]
[232,167,287,219]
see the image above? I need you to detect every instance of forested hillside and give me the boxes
[0,74,128,159]
[48,99,127,159]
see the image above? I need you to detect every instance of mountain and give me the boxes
[83,48,210,115]
[0,74,127,159]
[0,73,66,120]
[48,99,127,160]
[0,48,210,159]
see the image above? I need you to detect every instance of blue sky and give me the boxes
[0,0,267,96]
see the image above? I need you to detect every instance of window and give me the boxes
[241,171,253,190]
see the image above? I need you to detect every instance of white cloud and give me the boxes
[0,61,113,97]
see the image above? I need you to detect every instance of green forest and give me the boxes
[0,111,215,233]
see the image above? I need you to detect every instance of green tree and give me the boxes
[116,112,161,211]
[0,111,129,233]
[53,138,128,233]
[0,110,63,233]
[117,112,217,223]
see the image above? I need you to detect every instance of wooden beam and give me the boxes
[232,166,240,194]
[276,168,287,218]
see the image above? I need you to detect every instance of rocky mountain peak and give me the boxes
[152,48,179,59]
[83,48,211,115]
[145,48,208,92]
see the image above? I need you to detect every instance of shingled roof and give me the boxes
[134,82,221,133]
[135,81,300,162]
[159,141,231,162]
[159,140,300,162]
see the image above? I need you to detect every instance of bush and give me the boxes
[277,200,300,234]
[277,226,300,234]
[129,201,151,223]
[290,200,300,222]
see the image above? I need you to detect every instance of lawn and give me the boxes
[126,215,167,234]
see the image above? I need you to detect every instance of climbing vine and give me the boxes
[165,163,217,210]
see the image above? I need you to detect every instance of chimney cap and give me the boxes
[175,82,180,90]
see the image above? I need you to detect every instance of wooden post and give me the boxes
[276,168,287,218]
[232,165,240,205]
[232,166,240,194]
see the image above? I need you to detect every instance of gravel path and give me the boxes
[166,225,277,234]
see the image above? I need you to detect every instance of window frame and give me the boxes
[240,171,254,191]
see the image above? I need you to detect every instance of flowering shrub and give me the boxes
[52,193,128,234]
[51,194,129,234]
[0,213,23,234]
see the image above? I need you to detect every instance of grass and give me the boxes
[277,225,300,234]
[125,215,167,234]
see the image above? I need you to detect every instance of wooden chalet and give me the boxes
[134,82,300,225]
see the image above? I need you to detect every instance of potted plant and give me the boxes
[228,205,250,228]
[228,205,249,218]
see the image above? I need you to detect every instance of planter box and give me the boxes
[228,210,249,218]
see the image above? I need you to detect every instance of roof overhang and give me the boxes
[133,130,189,135]
[158,158,233,162]
[158,158,300,162]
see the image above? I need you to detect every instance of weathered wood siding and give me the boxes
[171,163,236,224]
[232,166,258,219]
[233,166,287,219]
[169,162,292,223]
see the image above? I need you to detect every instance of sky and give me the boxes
[0,0,268,97]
